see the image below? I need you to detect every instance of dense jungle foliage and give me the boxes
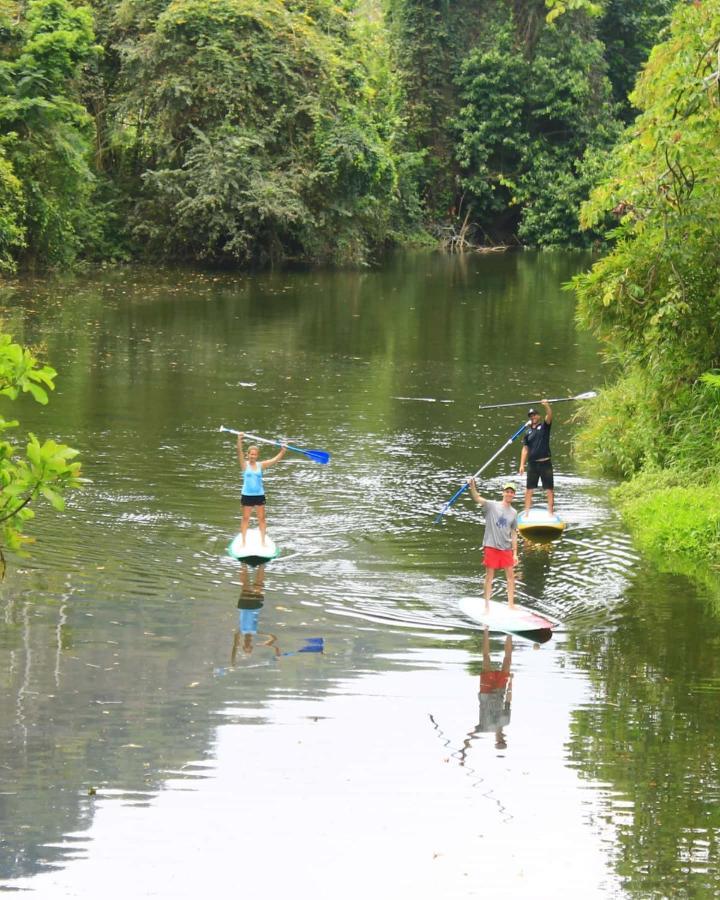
[571,0,720,566]
[0,0,674,272]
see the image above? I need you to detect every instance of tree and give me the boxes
[0,144,25,272]
[596,0,674,122]
[107,0,406,266]
[0,330,83,574]
[572,0,720,475]
[0,0,101,269]
[453,2,619,246]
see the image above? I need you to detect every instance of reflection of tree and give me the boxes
[565,572,720,895]
[0,578,227,879]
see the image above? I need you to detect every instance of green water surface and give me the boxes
[0,252,718,898]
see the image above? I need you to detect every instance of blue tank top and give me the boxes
[242,463,265,496]
[239,608,260,635]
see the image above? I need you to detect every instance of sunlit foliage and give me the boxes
[0,329,83,571]
[571,0,720,563]
[574,0,720,409]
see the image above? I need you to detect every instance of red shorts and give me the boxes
[480,670,510,692]
[483,546,514,569]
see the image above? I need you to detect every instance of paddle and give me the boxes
[434,421,530,524]
[281,637,324,656]
[477,390,597,410]
[219,426,331,465]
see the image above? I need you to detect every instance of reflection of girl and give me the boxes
[237,433,286,547]
[231,564,281,659]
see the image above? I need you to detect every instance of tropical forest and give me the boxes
[3,3,720,896]
[1,0,718,570]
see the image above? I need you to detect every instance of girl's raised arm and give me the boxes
[262,443,287,469]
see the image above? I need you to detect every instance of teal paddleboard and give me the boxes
[227,529,279,565]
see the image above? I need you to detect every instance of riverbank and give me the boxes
[572,371,720,593]
[612,469,720,597]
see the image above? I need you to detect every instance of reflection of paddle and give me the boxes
[281,637,324,656]
[217,638,324,675]
[219,426,330,465]
[434,421,529,524]
[478,390,597,410]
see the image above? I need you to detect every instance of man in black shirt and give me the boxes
[519,400,554,514]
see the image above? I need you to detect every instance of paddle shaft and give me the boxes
[219,426,330,464]
[434,421,529,523]
[220,426,283,448]
[478,391,597,410]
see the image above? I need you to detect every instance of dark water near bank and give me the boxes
[1,252,719,898]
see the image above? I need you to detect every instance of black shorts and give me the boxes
[241,494,266,507]
[526,460,554,490]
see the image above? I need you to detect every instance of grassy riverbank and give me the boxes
[574,374,720,588]
[613,471,720,569]
[613,469,720,613]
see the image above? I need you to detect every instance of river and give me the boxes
[0,252,719,898]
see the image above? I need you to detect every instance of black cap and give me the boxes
[528,408,538,416]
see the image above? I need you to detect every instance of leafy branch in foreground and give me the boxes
[0,329,83,574]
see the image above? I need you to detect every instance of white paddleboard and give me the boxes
[517,508,566,537]
[227,529,279,565]
[459,596,556,635]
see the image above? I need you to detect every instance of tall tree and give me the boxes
[572,0,720,474]
[597,0,674,122]
[0,0,100,269]
[104,0,407,266]
[453,1,619,245]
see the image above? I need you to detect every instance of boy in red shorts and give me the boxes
[468,479,519,611]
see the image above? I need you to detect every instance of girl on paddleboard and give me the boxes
[237,433,286,547]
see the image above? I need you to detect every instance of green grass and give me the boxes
[613,471,720,567]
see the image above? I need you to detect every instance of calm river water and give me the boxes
[1,253,719,898]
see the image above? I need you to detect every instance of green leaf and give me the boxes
[23,381,49,404]
[40,485,65,511]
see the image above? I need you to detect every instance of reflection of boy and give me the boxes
[477,631,513,749]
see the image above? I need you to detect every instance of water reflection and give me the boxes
[516,537,554,599]
[429,633,518,764]
[466,629,514,753]
[231,564,277,659]
[2,257,720,897]
[227,563,325,664]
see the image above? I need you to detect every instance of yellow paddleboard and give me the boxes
[517,509,566,538]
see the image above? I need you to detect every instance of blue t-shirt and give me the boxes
[242,463,265,496]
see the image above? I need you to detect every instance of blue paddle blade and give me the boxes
[299,449,330,465]
[297,637,324,653]
[434,483,468,523]
[281,637,324,656]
